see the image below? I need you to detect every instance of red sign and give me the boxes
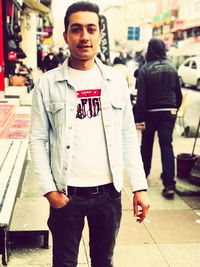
[8,51,17,61]
[0,0,5,91]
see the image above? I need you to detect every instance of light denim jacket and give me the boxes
[29,57,147,195]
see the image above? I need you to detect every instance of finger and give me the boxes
[133,201,138,217]
[138,206,150,223]
[138,211,145,223]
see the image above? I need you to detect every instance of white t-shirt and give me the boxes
[67,64,112,187]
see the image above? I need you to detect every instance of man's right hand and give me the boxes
[44,191,69,209]
[136,122,146,131]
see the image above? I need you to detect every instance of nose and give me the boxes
[80,28,89,41]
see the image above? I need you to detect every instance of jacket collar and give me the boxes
[54,56,111,82]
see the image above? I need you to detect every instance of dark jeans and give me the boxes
[47,184,122,267]
[141,111,176,188]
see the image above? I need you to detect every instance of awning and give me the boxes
[23,0,49,14]
[167,41,200,56]
[172,18,200,32]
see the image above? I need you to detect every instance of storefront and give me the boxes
[0,0,4,92]
[0,0,50,93]
[152,9,178,48]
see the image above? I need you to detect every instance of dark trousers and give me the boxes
[141,111,176,188]
[47,184,122,267]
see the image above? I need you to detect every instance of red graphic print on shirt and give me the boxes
[76,89,101,119]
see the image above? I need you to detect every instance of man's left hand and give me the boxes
[133,191,150,223]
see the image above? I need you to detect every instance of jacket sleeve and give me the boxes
[134,68,146,123]
[121,77,148,192]
[175,74,183,109]
[29,80,58,195]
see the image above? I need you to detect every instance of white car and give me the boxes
[178,56,200,90]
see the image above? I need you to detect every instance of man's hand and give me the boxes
[136,122,146,131]
[45,191,69,209]
[133,191,150,223]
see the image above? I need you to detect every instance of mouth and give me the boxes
[77,45,92,50]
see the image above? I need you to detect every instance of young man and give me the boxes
[135,38,182,199]
[29,2,150,267]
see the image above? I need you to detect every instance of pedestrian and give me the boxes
[42,47,59,72]
[29,2,150,267]
[113,56,134,92]
[135,38,183,199]
[56,47,67,65]
[134,49,146,89]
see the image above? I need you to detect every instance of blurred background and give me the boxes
[0,0,200,135]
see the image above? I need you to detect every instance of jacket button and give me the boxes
[63,166,67,171]
[66,145,70,149]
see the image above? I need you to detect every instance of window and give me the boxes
[184,60,190,67]
[191,61,197,69]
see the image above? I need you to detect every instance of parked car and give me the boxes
[178,56,200,90]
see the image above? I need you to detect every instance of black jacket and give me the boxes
[135,38,182,123]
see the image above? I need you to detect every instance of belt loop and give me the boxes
[73,187,77,196]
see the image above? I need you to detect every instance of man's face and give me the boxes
[63,11,102,67]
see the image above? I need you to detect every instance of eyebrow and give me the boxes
[70,23,97,28]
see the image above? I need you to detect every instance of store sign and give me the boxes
[8,51,17,61]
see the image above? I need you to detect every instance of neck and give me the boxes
[69,56,95,70]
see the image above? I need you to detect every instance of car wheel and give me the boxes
[179,76,184,87]
[196,79,200,91]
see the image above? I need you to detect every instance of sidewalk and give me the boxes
[4,128,200,267]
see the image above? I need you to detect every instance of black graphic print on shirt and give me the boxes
[76,89,101,119]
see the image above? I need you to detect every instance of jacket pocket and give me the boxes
[45,102,65,128]
[111,99,124,110]
[111,100,124,126]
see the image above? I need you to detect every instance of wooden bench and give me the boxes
[0,139,28,265]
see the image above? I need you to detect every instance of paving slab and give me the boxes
[144,209,200,243]
[114,244,169,267]
[158,243,200,267]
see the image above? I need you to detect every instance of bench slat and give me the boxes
[0,140,21,205]
[0,140,28,225]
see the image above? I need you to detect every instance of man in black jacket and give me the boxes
[135,38,182,198]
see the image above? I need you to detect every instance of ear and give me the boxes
[98,31,102,44]
[63,31,68,44]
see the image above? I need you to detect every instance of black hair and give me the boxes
[64,1,101,32]
[146,38,167,62]
[113,56,125,65]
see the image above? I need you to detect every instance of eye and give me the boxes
[71,27,81,33]
[88,27,96,34]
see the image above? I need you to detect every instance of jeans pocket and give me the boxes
[48,197,72,231]
[106,187,121,201]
